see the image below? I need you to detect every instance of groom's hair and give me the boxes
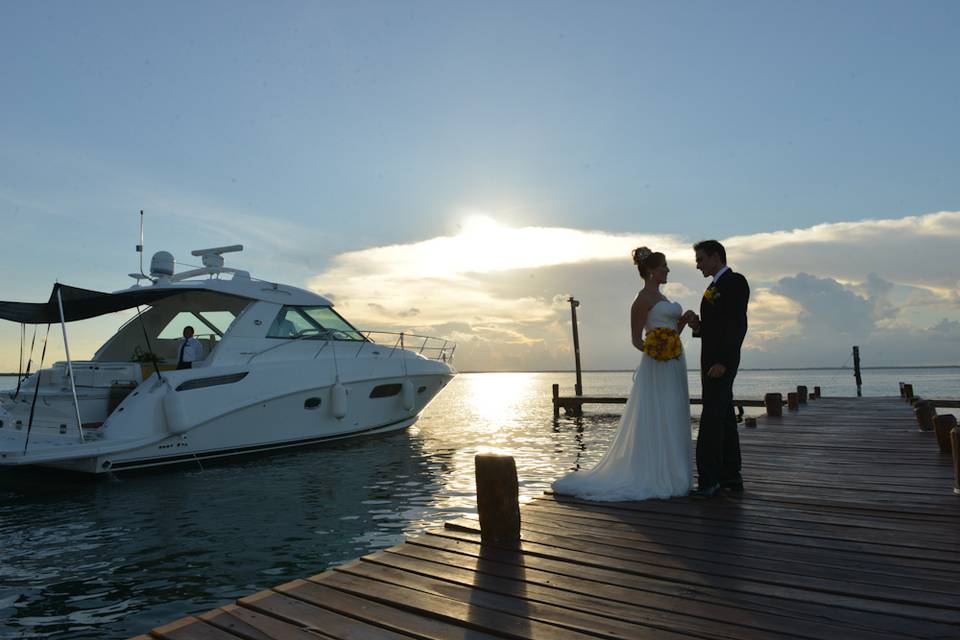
[693,240,726,264]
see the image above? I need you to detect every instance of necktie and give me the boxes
[178,340,187,365]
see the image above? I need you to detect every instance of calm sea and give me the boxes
[1,367,957,638]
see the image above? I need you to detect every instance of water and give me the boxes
[1,368,957,638]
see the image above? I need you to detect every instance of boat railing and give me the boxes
[245,329,455,364]
[351,331,456,363]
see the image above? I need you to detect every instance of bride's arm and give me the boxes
[630,297,652,351]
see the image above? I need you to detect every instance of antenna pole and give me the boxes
[137,210,147,278]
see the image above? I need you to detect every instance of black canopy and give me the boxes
[0,284,202,324]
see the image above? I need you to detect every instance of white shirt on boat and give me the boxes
[178,337,203,364]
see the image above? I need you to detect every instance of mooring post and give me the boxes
[552,383,560,419]
[903,383,914,402]
[475,454,520,545]
[764,393,783,417]
[813,385,821,399]
[852,346,862,397]
[934,414,957,454]
[744,416,757,428]
[787,392,799,411]
[914,400,937,432]
[898,382,905,398]
[797,385,808,404]
[951,426,960,495]
[568,297,583,397]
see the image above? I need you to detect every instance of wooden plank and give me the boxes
[237,589,414,640]
[137,396,960,640]
[150,616,245,640]
[376,540,910,640]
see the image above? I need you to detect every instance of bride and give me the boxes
[552,247,693,501]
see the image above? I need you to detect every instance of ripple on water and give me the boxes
[1,369,958,638]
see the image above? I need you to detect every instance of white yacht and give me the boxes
[0,245,456,473]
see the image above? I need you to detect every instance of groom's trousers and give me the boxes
[697,369,742,486]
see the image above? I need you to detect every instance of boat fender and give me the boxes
[401,379,415,411]
[331,381,348,419]
[162,391,191,434]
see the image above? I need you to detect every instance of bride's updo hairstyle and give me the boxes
[632,247,665,279]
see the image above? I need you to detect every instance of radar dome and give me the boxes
[150,251,175,278]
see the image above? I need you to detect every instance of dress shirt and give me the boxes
[179,337,203,364]
[712,266,731,283]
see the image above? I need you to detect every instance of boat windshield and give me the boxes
[266,305,365,341]
[94,291,251,362]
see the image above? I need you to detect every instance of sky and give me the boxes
[1,1,959,372]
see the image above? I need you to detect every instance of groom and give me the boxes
[684,240,750,498]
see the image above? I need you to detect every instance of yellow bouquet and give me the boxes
[642,327,683,361]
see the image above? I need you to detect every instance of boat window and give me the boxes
[266,306,365,341]
[158,311,237,339]
[369,383,402,398]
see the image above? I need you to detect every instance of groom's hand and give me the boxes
[707,363,727,378]
[683,310,701,331]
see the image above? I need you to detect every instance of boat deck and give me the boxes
[136,396,960,640]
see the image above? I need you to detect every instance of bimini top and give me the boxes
[0,245,332,324]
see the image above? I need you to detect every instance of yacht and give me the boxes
[0,245,456,473]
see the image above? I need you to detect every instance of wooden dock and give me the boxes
[137,395,959,640]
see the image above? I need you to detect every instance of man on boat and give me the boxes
[177,326,203,369]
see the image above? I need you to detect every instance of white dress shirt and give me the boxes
[179,336,204,364]
[712,265,730,283]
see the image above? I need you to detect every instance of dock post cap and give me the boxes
[475,454,521,545]
[787,392,799,411]
[934,414,957,454]
[914,399,937,432]
[764,392,783,417]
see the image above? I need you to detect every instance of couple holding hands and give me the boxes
[554,240,750,500]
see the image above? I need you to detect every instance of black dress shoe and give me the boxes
[720,481,744,493]
[689,483,720,498]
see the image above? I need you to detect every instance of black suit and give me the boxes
[694,268,749,487]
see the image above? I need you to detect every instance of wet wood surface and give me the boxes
[137,396,960,639]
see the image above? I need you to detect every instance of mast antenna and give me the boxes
[137,210,147,279]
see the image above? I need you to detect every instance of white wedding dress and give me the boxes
[553,299,693,501]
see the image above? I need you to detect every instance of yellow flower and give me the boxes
[642,327,683,361]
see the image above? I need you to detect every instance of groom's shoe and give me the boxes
[720,478,744,493]
[689,482,720,499]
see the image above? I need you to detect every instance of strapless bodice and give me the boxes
[646,299,683,331]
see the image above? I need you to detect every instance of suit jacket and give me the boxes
[695,269,750,372]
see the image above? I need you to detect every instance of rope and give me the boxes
[135,306,163,381]
[23,324,51,454]
[14,325,38,400]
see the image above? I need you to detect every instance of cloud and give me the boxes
[2,210,958,371]
[304,210,960,370]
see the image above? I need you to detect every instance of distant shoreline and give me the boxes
[1,364,958,377]
[453,365,958,374]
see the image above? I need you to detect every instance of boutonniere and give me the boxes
[703,284,720,303]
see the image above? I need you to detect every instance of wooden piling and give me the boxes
[744,416,757,428]
[903,383,914,401]
[474,454,520,545]
[764,393,783,417]
[952,426,960,495]
[797,385,808,404]
[813,385,822,399]
[787,392,799,411]
[934,414,957,454]
[551,384,560,419]
[914,400,937,432]
[899,382,905,398]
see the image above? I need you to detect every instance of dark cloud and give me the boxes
[773,273,875,335]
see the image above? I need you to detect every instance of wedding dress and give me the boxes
[553,299,693,501]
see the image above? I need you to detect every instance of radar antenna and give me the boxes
[191,245,244,269]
